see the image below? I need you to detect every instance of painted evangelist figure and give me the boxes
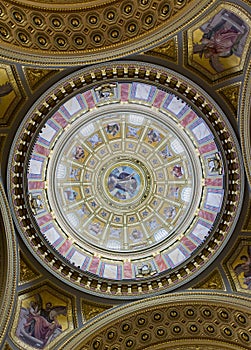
[16,293,67,348]
[233,246,251,290]
[193,10,248,73]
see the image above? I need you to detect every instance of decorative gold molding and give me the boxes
[2,342,12,350]
[240,56,251,188]
[242,198,251,231]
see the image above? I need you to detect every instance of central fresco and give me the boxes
[9,62,243,298]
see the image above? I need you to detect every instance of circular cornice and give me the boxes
[57,292,251,350]
[0,0,214,65]
[0,181,17,346]
[8,61,244,299]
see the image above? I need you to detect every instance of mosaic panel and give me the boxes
[12,284,75,349]
[187,5,251,81]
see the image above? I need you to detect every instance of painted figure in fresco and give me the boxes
[64,189,78,201]
[127,126,140,138]
[88,133,102,147]
[73,145,85,160]
[95,83,117,99]
[160,145,172,159]
[106,123,120,136]
[16,293,67,348]
[78,204,90,217]
[169,186,179,198]
[69,167,80,180]
[88,222,102,236]
[147,218,159,231]
[109,228,121,238]
[208,152,223,175]
[193,10,247,72]
[172,165,183,178]
[130,229,143,242]
[164,206,176,219]
[108,168,139,199]
[234,246,251,289]
[147,129,161,144]
[29,194,43,214]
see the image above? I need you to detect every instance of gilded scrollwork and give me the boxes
[191,269,225,290]
[82,301,113,322]
[218,83,241,117]
[145,37,178,62]
[19,251,40,285]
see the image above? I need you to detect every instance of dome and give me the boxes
[8,61,244,299]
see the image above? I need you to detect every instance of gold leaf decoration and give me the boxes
[82,300,113,322]
[19,251,40,284]
[218,83,241,118]
[145,38,178,62]
[23,68,61,91]
[192,269,225,290]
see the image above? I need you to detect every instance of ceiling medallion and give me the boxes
[8,62,243,299]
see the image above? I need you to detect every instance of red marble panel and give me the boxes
[28,181,45,190]
[199,142,217,155]
[34,144,50,156]
[152,90,166,108]
[58,239,72,254]
[199,209,216,222]
[36,213,53,226]
[181,236,197,251]
[52,111,68,128]
[155,254,168,271]
[88,257,100,274]
[83,90,95,108]
[120,83,129,102]
[180,110,197,127]
[205,178,223,187]
[123,261,133,278]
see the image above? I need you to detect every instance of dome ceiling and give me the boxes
[8,62,244,299]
